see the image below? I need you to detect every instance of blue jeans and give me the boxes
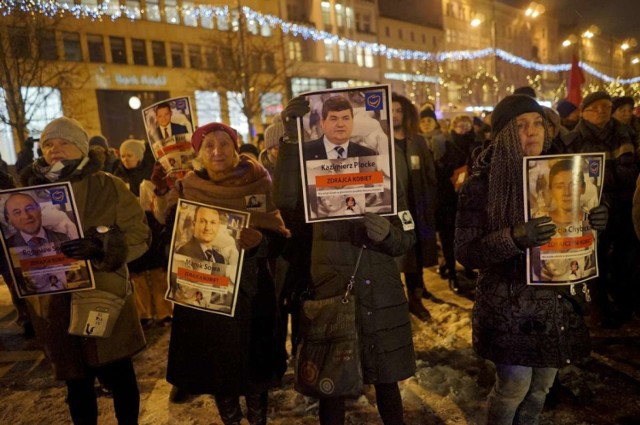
[486,364,558,425]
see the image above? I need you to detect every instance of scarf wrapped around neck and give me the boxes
[179,156,289,236]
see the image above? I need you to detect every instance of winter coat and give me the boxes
[633,174,640,240]
[434,137,467,231]
[112,160,150,198]
[20,151,150,380]
[394,136,438,270]
[454,160,591,368]
[154,157,288,395]
[274,142,417,385]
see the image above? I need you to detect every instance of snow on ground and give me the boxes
[2,268,640,424]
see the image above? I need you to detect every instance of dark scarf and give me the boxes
[20,150,103,187]
[113,162,148,197]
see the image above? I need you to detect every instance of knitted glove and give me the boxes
[150,162,169,195]
[281,96,310,142]
[588,204,608,231]
[61,238,104,261]
[364,213,391,242]
[511,216,556,250]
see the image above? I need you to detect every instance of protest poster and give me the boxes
[295,84,397,223]
[142,96,196,178]
[166,199,249,317]
[524,153,605,286]
[0,183,94,297]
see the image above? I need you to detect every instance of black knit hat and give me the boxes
[612,96,634,112]
[556,100,577,119]
[491,95,544,138]
[419,108,437,121]
[580,91,612,112]
[513,86,537,98]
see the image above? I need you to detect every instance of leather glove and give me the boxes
[280,96,310,142]
[60,238,104,261]
[511,216,557,250]
[150,162,169,194]
[364,212,391,242]
[238,227,263,250]
[588,204,608,231]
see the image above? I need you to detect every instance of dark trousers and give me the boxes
[319,382,404,425]
[439,226,456,275]
[65,358,139,425]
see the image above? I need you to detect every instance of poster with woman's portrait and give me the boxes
[523,153,605,286]
[0,183,94,297]
[142,96,195,178]
[294,84,397,223]
[166,199,249,317]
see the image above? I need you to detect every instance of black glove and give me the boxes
[280,96,310,142]
[61,238,104,261]
[511,216,557,250]
[588,204,608,231]
[150,162,169,194]
[364,213,391,242]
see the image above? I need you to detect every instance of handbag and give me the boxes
[294,245,365,398]
[68,282,131,339]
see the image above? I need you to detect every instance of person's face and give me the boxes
[156,106,172,127]
[199,131,237,174]
[571,262,578,272]
[41,138,84,165]
[5,194,42,235]
[453,120,472,135]
[516,112,545,156]
[120,152,139,170]
[419,117,437,133]
[321,109,353,145]
[581,99,612,128]
[613,104,634,125]
[550,170,585,213]
[347,198,355,207]
[268,146,279,160]
[320,196,343,212]
[193,208,220,245]
[392,102,403,129]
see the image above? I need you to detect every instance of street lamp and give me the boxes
[524,2,545,19]
[621,38,637,51]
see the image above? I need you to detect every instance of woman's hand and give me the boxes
[238,227,263,250]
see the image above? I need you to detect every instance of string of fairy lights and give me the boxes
[2,1,640,85]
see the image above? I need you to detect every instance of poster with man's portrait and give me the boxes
[142,96,195,177]
[523,153,605,286]
[166,199,249,317]
[294,84,397,223]
[0,183,94,297]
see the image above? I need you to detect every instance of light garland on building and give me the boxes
[2,1,640,84]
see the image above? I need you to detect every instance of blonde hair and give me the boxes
[450,115,473,131]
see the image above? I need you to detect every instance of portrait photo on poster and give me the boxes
[166,199,250,317]
[523,153,605,286]
[296,84,397,223]
[0,182,94,297]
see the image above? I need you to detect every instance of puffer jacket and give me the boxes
[274,141,416,384]
[454,159,591,368]
[21,151,150,380]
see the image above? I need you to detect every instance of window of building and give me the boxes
[321,1,331,29]
[39,30,57,61]
[182,1,197,27]
[362,13,371,33]
[105,0,121,17]
[386,57,394,70]
[250,52,262,73]
[227,91,249,143]
[87,34,105,63]
[291,77,327,97]
[200,5,214,29]
[188,44,201,69]
[220,47,233,70]
[164,0,179,24]
[110,36,127,64]
[264,53,275,73]
[217,14,229,31]
[231,10,240,32]
[205,47,218,69]
[10,27,30,59]
[260,23,272,37]
[247,19,259,35]
[260,92,283,122]
[171,43,184,67]
[338,43,346,63]
[347,45,356,63]
[80,0,98,6]
[63,32,82,62]
[335,3,344,28]
[357,47,374,68]
[288,40,302,61]
[194,90,222,127]
[125,1,142,20]
[145,0,161,22]
[152,41,167,66]
[345,7,353,30]
[132,39,147,65]
[324,40,334,62]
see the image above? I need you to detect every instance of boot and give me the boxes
[246,391,268,425]
[408,288,431,322]
[448,273,461,294]
[214,395,243,425]
[438,265,448,280]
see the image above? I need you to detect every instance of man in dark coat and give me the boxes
[153,102,189,142]
[175,206,225,263]
[391,93,438,321]
[555,91,640,327]
[303,95,377,160]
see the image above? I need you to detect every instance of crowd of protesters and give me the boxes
[0,83,639,425]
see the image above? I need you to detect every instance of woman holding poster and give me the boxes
[454,95,608,425]
[152,122,289,424]
[19,117,150,425]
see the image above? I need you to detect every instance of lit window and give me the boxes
[227,91,249,143]
[321,1,331,28]
[335,3,343,28]
[345,7,353,29]
[63,32,82,62]
[218,13,229,31]
[364,48,374,68]
[125,1,142,20]
[247,19,259,35]
[260,93,283,122]
[182,1,197,27]
[194,90,222,126]
[288,40,302,61]
[260,23,272,37]
[104,0,121,18]
[291,78,327,97]
[164,0,179,25]
[324,40,334,61]
[338,43,346,63]
[145,0,160,22]
[200,6,214,29]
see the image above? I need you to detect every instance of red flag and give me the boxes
[567,55,585,107]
